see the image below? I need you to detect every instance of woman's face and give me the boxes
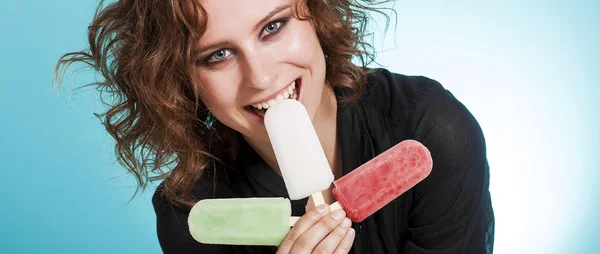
[194,0,328,142]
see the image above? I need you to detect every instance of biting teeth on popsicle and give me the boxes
[250,81,297,118]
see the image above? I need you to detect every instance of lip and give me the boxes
[244,77,303,124]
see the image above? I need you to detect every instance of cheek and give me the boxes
[280,22,323,62]
[197,76,239,110]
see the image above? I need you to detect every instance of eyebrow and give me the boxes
[253,4,291,33]
[194,4,292,56]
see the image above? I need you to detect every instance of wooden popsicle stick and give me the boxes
[290,202,343,226]
[289,216,300,226]
[310,191,325,206]
[329,201,342,211]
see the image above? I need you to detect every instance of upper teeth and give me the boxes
[251,81,298,110]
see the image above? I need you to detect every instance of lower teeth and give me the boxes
[256,108,266,118]
[251,107,267,118]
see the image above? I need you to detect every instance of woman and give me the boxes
[55,0,495,253]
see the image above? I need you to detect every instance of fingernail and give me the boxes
[341,218,352,228]
[332,209,345,221]
[347,228,355,238]
[316,204,328,214]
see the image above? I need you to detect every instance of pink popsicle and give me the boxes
[332,140,433,222]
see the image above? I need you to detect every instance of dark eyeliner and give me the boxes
[262,17,290,38]
[196,16,291,67]
[199,49,230,66]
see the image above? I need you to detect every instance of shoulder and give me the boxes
[357,69,494,252]
[152,182,199,253]
[151,177,240,253]
[152,175,239,218]
[152,171,244,253]
[361,68,449,123]
[362,67,487,187]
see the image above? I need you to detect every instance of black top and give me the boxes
[152,69,495,254]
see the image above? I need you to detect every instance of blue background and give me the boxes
[1,0,598,253]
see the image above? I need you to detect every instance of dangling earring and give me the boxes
[204,112,216,128]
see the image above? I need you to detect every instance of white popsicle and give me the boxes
[264,99,334,203]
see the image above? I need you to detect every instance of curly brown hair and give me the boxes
[54,0,393,208]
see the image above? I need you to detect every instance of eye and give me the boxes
[265,22,281,33]
[204,49,232,64]
[260,19,288,37]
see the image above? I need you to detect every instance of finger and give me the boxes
[312,217,352,254]
[333,228,355,254]
[277,204,329,254]
[290,209,346,253]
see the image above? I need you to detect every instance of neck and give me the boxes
[312,85,342,179]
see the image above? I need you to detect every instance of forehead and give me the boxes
[196,0,295,48]
[200,0,293,27]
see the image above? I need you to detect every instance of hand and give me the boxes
[276,204,355,254]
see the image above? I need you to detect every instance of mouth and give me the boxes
[244,78,302,120]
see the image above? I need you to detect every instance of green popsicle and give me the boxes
[188,198,295,246]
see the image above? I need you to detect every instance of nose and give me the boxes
[241,49,277,90]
